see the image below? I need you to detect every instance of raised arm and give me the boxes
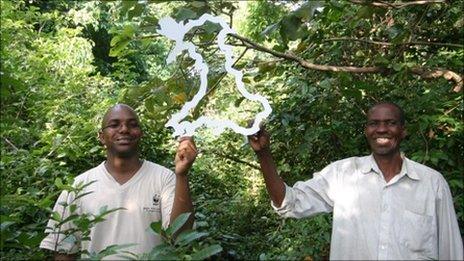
[248,128,286,207]
[170,137,197,232]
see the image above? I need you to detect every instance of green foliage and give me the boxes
[134,212,222,260]
[48,179,126,259]
[1,0,463,260]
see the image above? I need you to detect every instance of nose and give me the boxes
[375,122,388,133]
[118,123,129,133]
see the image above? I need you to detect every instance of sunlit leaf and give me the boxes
[150,221,162,234]
[175,230,208,246]
[190,244,223,260]
[165,212,191,237]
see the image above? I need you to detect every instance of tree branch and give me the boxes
[410,68,463,92]
[3,137,19,151]
[322,37,463,48]
[231,33,385,73]
[347,0,447,8]
[209,149,260,170]
[229,33,463,92]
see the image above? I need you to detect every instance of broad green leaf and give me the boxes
[150,221,162,234]
[190,1,206,8]
[149,244,177,260]
[92,243,136,260]
[51,211,61,222]
[357,6,373,19]
[165,212,191,237]
[392,63,403,72]
[128,3,144,20]
[1,221,15,232]
[175,8,197,21]
[261,23,279,37]
[203,21,221,34]
[172,92,187,104]
[57,214,80,226]
[175,230,208,246]
[293,1,322,20]
[54,178,64,189]
[121,24,136,38]
[234,97,245,107]
[75,180,96,190]
[120,1,137,17]
[109,38,131,57]
[110,35,122,47]
[190,244,223,260]
[145,97,156,114]
[74,191,94,201]
[280,15,301,41]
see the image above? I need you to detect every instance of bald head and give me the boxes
[101,104,139,130]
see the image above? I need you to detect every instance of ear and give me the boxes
[401,126,407,139]
[98,130,105,145]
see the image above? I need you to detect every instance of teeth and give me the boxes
[376,138,390,144]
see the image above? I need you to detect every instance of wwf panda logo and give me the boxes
[152,194,160,205]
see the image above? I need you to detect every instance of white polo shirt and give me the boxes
[40,160,176,259]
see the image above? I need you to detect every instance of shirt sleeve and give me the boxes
[39,189,81,254]
[436,177,464,260]
[160,169,176,229]
[272,163,337,218]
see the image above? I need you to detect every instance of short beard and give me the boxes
[109,148,139,159]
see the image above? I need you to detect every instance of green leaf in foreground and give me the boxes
[165,212,191,237]
[150,221,162,234]
[190,244,223,260]
[175,231,208,246]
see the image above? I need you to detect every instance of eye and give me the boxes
[386,120,398,126]
[366,121,378,127]
[103,122,120,130]
[128,121,140,129]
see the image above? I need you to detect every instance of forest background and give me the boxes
[1,0,463,259]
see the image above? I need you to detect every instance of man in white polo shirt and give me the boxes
[248,102,463,260]
[40,104,197,260]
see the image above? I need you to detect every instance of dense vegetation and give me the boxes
[1,0,462,259]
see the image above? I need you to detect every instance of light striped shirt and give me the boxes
[274,155,463,260]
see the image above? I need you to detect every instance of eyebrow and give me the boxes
[106,118,138,122]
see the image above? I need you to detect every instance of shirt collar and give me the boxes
[361,154,420,181]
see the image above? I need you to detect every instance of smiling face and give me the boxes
[365,103,406,158]
[98,104,143,158]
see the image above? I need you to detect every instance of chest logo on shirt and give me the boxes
[152,194,160,206]
[142,194,161,214]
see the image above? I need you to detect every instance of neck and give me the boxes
[373,152,403,183]
[105,154,143,185]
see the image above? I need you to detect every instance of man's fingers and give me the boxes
[246,119,255,128]
[179,143,197,154]
[178,136,192,143]
[247,119,266,130]
[177,136,197,153]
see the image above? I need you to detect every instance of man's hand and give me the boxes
[175,137,197,176]
[248,127,271,154]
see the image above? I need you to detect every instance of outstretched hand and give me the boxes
[248,127,271,154]
[175,137,197,176]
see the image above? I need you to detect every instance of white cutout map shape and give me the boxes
[157,14,272,137]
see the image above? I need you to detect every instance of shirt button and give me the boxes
[381,245,386,250]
